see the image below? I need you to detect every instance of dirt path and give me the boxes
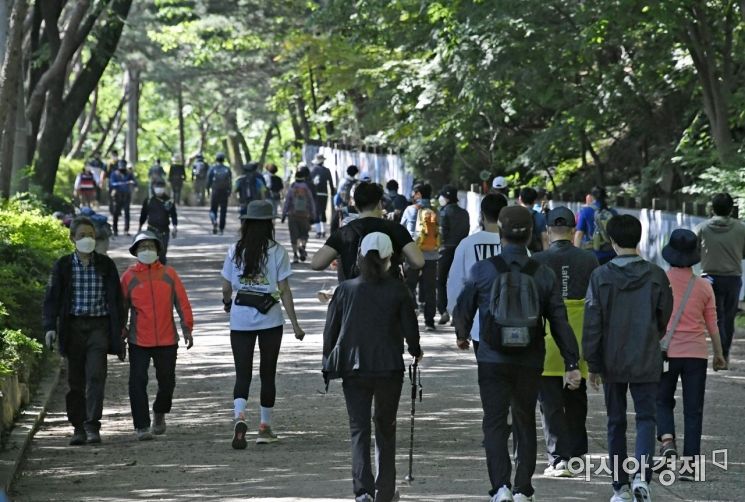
[11,207,744,501]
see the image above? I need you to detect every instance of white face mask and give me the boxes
[438,195,448,207]
[137,250,159,265]
[75,237,96,254]
[154,188,166,196]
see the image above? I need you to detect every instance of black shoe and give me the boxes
[425,323,436,331]
[232,420,248,450]
[219,229,224,235]
[152,412,166,435]
[660,439,678,458]
[299,248,307,262]
[438,312,451,325]
[315,232,322,239]
[212,224,218,235]
[69,427,86,446]
[85,428,101,444]
[292,254,299,264]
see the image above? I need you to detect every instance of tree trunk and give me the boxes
[125,66,139,165]
[287,105,303,145]
[295,95,311,141]
[67,85,98,158]
[177,82,185,162]
[259,121,277,165]
[238,131,251,163]
[91,87,127,154]
[11,77,28,193]
[224,109,243,169]
[0,0,9,64]
[105,112,124,157]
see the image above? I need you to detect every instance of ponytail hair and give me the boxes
[358,250,388,282]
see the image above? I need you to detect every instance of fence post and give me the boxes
[683,201,694,215]
[615,195,625,208]
[695,202,707,217]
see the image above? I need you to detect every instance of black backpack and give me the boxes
[527,210,544,253]
[270,175,284,194]
[212,166,231,191]
[193,161,208,179]
[238,172,266,204]
[482,256,544,353]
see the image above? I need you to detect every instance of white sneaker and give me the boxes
[491,486,514,502]
[631,475,652,502]
[354,494,373,502]
[513,494,535,502]
[610,485,632,502]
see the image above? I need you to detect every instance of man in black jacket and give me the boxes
[583,214,673,502]
[310,153,336,238]
[43,217,125,446]
[453,206,581,502]
[437,185,470,325]
[139,179,178,264]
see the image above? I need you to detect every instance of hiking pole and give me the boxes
[404,360,422,482]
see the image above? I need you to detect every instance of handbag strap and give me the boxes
[661,275,697,351]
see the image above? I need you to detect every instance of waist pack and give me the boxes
[234,290,278,314]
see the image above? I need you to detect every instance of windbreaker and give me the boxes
[696,215,745,276]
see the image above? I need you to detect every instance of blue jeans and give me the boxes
[603,382,657,490]
[708,275,742,358]
[656,357,707,456]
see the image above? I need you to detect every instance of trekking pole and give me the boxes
[404,360,422,482]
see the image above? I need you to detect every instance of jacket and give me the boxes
[310,165,335,196]
[696,216,745,276]
[439,203,470,249]
[582,255,673,383]
[42,252,125,356]
[120,261,193,347]
[453,244,580,371]
[140,195,177,231]
[322,276,421,379]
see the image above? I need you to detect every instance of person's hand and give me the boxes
[121,327,129,339]
[565,369,582,390]
[171,227,178,239]
[183,331,194,349]
[223,299,232,313]
[588,372,603,390]
[118,340,127,362]
[415,352,424,364]
[294,325,305,341]
[45,330,56,350]
[713,354,727,371]
[456,338,470,350]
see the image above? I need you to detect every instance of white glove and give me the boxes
[45,330,57,350]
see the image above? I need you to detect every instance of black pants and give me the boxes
[709,274,742,358]
[230,327,283,407]
[656,357,707,456]
[478,362,541,497]
[128,344,177,429]
[210,190,229,231]
[437,247,456,314]
[148,226,170,265]
[405,260,437,325]
[342,375,403,502]
[538,376,588,465]
[194,178,207,206]
[65,317,109,431]
[171,181,183,205]
[112,192,131,234]
[314,195,328,223]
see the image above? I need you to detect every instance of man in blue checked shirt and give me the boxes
[43,216,126,446]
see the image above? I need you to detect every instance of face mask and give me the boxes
[154,188,166,196]
[438,195,448,207]
[84,166,92,173]
[75,237,96,254]
[137,250,158,265]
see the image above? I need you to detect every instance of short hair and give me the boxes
[265,163,278,174]
[346,165,359,176]
[591,185,607,202]
[385,179,399,191]
[519,187,538,205]
[353,182,384,211]
[481,193,508,223]
[414,183,432,199]
[712,192,734,216]
[70,216,97,237]
[606,214,641,248]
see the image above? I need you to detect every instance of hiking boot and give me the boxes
[659,439,677,459]
[491,485,514,502]
[136,428,153,441]
[513,494,535,502]
[85,428,101,444]
[152,412,166,435]
[438,312,450,325]
[69,427,86,446]
[631,475,651,502]
[256,423,278,444]
[610,485,632,502]
[232,419,248,450]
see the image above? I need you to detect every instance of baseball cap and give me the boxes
[498,206,533,236]
[360,232,393,259]
[439,185,458,202]
[492,176,508,189]
[547,206,576,227]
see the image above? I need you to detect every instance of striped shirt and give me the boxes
[70,253,108,317]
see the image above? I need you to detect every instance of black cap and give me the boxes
[547,206,576,227]
[498,206,533,236]
[439,185,458,203]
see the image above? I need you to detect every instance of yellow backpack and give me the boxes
[415,207,440,252]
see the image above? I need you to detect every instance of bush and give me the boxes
[0,328,43,378]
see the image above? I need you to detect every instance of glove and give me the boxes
[171,227,178,239]
[183,331,194,349]
[45,330,56,350]
[118,339,127,362]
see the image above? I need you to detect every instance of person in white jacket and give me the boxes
[447,193,507,354]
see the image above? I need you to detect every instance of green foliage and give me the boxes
[0,328,43,377]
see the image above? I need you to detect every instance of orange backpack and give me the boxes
[415,207,440,252]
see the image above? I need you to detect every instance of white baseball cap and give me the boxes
[360,232,393,259]
[492,176,508,189]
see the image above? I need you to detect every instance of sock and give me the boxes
[260,406,272,425]
[234,398,247,420]
[319,222,325,234]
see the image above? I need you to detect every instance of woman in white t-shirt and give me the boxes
[221,200,305,449]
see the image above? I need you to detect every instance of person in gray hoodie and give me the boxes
[696,192,745,365]
[583,214,673,502]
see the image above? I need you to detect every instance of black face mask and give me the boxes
[118,167,127,173]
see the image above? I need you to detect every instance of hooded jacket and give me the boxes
[439,203,470,249]
[696,216,745,276]
[582,255,673,383]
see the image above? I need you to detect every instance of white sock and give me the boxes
[234,398,247,420]
[260,406,272,425]
[319,222,325,234]
[314,222,321,233]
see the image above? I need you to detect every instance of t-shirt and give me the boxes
[325,217,413,282]
[221,243,292,331]
[447,230,501,341]
[576,203,617,261]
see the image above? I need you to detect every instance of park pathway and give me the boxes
[10,206,745,501]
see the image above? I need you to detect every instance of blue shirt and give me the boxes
[70,253,108,317]
[576,202,617,262]
[109,170,135,193]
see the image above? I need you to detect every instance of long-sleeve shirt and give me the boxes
[140,196,177,231]
[666,267,718,359]
[108,170,136,193]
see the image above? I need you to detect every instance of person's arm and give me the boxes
[541,231,549,250]
[221,278,232,312]
[328,169,336,196]
[139,198,149,231]
[453,263,483,347]
[278,278,304,340]
[440,208,450,244]
[447,243,466,314]
[573,230,584,248]
[206,167,214,190]
[582,274,604,383]
[544,269,580,370]
[308,187,317,221]
[42,259,62,334]
[656,271,674,338]
[399,283,422,360]
[170,268,194,348]
[311,245,339,271]
[402,242,425,270]
[170,203,178,228]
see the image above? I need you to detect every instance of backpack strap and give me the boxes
[520,259,540,276]
[487,255,510,274]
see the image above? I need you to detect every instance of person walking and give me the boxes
[235,162,267,217]
[221,200,305,449]
[282,165,316,263]
[310,153,336,238]
[139,179,178,265]
[168,155,186,205]
[436,185,470,325]
[148,159,167,198]
[207,152,232,235]
[696,192,745,367]
[518,187,549,252]
[108,161,136,237]
[657,229,726,462]
[191,153,209,206]
[532,207,599,477]
[323,232,422,502]
[42,216,126,445]
[447,193,507,355]
[573,186,617,264]
[333,165,360,233]
[583,214,674,502]
[74,164,98,208]
[382,179,408,222]
[265,163,284,218]
[121,231,194,441]
[453,205,582,502]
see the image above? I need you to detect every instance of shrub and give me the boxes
[0,328,43,377]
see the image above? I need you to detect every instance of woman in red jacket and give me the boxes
[121,231,194,441]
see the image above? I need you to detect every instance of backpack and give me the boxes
[212,166,231,191]
[337,178,359,208]
[415,207,440,252]
[482,257,544,353]
[193,161,208,180]
[527,210,544,253]
[79,172,96,191]
[270,175,284,194]
[291,184,310,217]
[592,207,614,253]
[239,172,266,204]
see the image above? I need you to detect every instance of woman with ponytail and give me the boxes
[221,200,305,449]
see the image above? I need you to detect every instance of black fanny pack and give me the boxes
[234,291,278,314]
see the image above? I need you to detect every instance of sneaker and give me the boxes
[219,229,224,235]
[610,485,632,502]
[232,419,248,450]
[513,494,535,502]
[547,459,573,478]
[491,485,514,502]
[438,312,451,325]
[315,232,322,239]
[136,428,153,441]
[152,412,166,435]
[69,427,86,446]
[212,224,218,235]
[85,428,101,444]
[659,439,677,459]
[299,248,307,262]
[292,254,300,264]
[425,322,436,331]
[631,475,651,502]
[355,494,374,502]
[256,423,278,444]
